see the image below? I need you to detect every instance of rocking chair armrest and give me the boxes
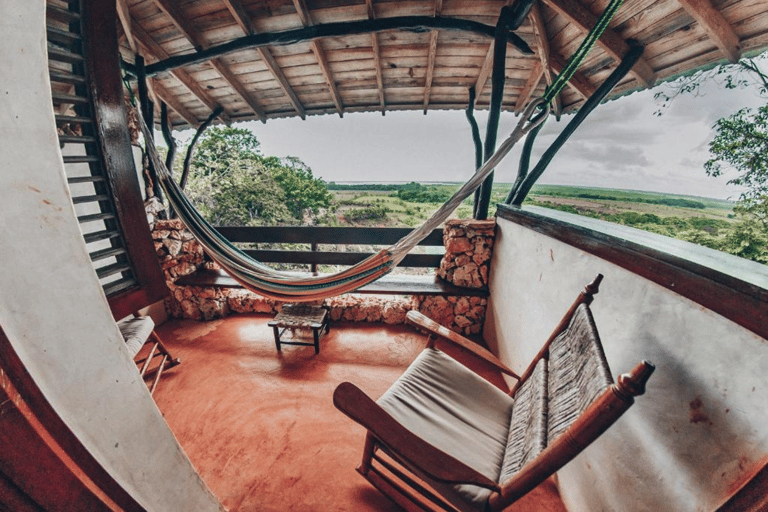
[333,382,501,492]
[406,310,520,381]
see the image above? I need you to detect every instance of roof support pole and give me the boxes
[474,6,515,220]
[506,42,645,206]
[136,55,163,202]
[465,86,484,210]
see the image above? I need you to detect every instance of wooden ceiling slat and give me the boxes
[540,0,657,86]
[131,7,231,124]
[111,0,768,123]
[149,78,201,128]
[292,0,345,116]
[150,0,206,50]
[530,1,563,115]
[365,0,387,113]
[220,0,307,119]
[676,0,741,62]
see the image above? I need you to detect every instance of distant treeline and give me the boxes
[326,183,401,191]
[327,182,455,203]
[538,191,707,209]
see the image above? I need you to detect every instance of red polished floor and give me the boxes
[152,314,567,512]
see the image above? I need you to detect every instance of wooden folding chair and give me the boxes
[117,315,181,395]
[334,275,654,511]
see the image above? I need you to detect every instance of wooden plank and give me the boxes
[221,0,254,35]
[116,0,138,53]
[423,30,439,113]
[514,60,544,111]
[677,0,741,62]
[540,0,657,86]
[530,1,562,115]
[130,18,230,123]
[291,0,345,116]
[150,0,206,50]
[215,226,444,245]
[149,78,200,127]
[209,57,267,122]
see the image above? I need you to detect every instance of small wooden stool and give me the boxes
[268,304,330,354]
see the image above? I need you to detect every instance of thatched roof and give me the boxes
[107,0,768,128]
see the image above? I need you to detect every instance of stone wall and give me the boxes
[153,218,496,336]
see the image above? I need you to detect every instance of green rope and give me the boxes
[541,0,625,105]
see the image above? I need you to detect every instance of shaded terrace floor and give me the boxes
[152,314,567,512]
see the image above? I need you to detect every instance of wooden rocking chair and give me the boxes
[117,315,181,395]
[333,275,654,511]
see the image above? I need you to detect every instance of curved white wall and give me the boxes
[0,3,222,510]
[484,209,768,511]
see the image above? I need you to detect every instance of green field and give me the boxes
[321,183,768,264]
[325,182,735,227]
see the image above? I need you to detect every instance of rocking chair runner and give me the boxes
[333,275,654,511]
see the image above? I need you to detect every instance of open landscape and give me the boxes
[314,182,768,264]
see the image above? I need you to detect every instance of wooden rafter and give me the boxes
[676,0,741,63]
[116,0,137,54]
[515,60,544,111]
[222,0,306,118]
[423,31,439,114]
[550,53,596,99]
[423,0,443,114]
[150,78,201,128]
[474,44,494,106]
[130,14,230,124]
[528,2,561,116]
[366,0,386,114]
[150,0,205,51]
[210,58,266,122]
[292,0,345,116]
[540,0,656,87]
[222,0,252,35]
[153,0,267,123]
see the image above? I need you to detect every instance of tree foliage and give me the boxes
[182,126,332,226]
[705,103,768,226]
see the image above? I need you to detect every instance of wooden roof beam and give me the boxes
[540,0,656,87]
[473,44,494,106]
[423,0,443,114]
[150,0,205,51]
[222,0,304,120]
[130,18,231,124]
[116,0,138,54]
[210,58,266,123]
[366,0,386,114]
[676,0,741,63]
[292,0,344,117]
[153,0,266,124]
[528,1,562,116]
[550,53,596,99]
[150,78,201,128]
[515,60,544,112]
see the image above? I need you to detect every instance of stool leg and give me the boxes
[273,325,281,351]
[313,328,320,354]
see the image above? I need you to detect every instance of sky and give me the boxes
[174,61,767,201]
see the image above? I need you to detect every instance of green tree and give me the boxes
[183,126,332,225]
[262,156,333,218]
[705,103,768,226]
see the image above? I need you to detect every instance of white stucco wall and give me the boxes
[484,209,768,511]
[0,3,222,510]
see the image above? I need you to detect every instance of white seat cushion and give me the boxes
[117,316,155,358]
[377,348,514,511]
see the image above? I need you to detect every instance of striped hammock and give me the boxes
[139,101,546,302]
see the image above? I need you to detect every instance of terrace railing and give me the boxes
[214,226,445,273]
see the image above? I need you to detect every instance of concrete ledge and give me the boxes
[175,268,489,297]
